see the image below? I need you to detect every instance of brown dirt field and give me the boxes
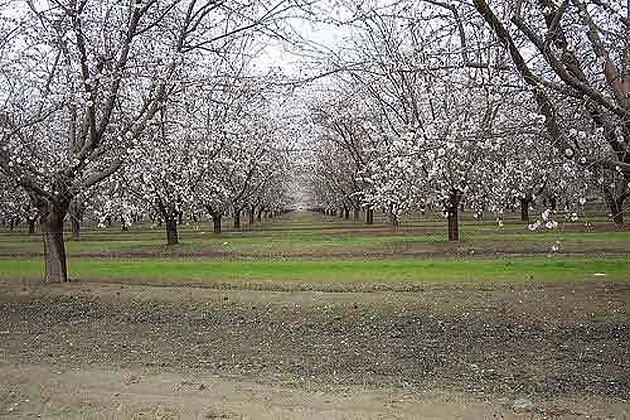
[1,280,629,418]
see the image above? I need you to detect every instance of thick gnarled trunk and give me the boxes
[38,201,69,283]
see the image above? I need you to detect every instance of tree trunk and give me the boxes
[28,217,36,234]
[353,208,360,221]
[257,208,263,222]
[344,208,350,219]
[447,209,459,241]
[249,207,255,225]
[520,197,531,223]
[608,198,625,227]
[165,216,178,245]
[71,216,81,241]
[366,208,374,225]
[233,210,241,229]
[446,193,461,242]
[213,214,222,234]
[39,205,69,283]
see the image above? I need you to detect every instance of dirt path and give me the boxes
[3,364,628,419]
[1,280,629,418]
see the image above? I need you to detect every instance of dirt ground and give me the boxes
[1,279,629,419]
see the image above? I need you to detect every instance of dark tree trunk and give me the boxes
[603,187,626,227]
[233,210,241,229]
[607,197,625,227]
[71,216,81,241]
[213,214,222,234]
[446,192,461,242]
[178,211,183,225]
[38,201,69,283]
[257,208,263,222]
[69,199,84,241]
[353,208,360,221]
[447,209,459,242]
[28,217,36,234]
[165,216,178,245]
[121,215,128,231]
[520,197,531,223]
[249,207,255,225]
[366,208,374,225]
[344,208,350,219]
[204,205,223,234]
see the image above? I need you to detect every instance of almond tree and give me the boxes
[0,175,36,233]
[309,87,384,223]
[0,0,309,282]
[203,100,290,231]
[318,0,525,240]
[120,99,219,245]
[471,0,630,218]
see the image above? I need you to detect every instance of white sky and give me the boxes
[254,3,354,75]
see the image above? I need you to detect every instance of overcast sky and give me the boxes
[255,2,354,75]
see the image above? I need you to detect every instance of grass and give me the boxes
[1,210,628,287]
[1,257,629,285]
[0,235,627,260]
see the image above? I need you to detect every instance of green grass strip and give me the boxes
[1,257,628,284]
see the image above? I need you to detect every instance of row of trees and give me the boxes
[305,0,629,240]
[0,0,305,282]
[2,0,630,281]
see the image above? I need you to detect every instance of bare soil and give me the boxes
[1,279,629,418]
